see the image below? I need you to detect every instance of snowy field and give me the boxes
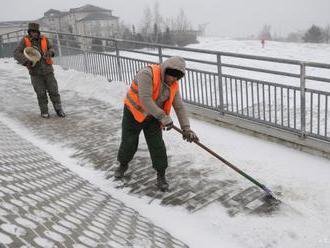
[1,40,330,247]
[116,37,330,89]
[61,37,330,89]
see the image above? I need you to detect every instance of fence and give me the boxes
[1,30,329,142]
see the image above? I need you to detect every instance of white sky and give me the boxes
[1,0,330,37]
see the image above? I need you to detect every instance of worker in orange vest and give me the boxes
[115,56,199,191]
[14,22,65,118]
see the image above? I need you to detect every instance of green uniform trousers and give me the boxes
[30,72,62,114]
[117,106,168,173]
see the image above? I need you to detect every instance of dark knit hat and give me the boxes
[28,23,40,32]
[165,68,184,79]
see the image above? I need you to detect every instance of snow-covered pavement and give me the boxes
[0,119,188,248]
[1,58,330,248]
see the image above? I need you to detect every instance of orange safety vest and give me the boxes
[124,64,179,123]
[24,35,53,65]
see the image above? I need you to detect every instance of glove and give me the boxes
[43,50,54,59]
[24,60,33,71]
[159,115,173,131]
[182,128,199,143]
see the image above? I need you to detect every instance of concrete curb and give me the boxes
[185,103,330,160]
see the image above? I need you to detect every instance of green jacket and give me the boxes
[14,34,55,76]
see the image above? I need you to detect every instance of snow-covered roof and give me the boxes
[77,13,119,22]
[44,9,67,18]
[69,4,111,13]
[44,9,61,15]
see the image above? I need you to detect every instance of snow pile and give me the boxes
[55,67,128,109]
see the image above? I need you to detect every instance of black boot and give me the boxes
[55,109,65,118]
[156,172,169,192]
[114,163,128,179]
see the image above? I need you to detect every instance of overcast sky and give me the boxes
[1,0,330,37]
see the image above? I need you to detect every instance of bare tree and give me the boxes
[197,23,209,36]
[132,25,136,37]
[323,24,330,43]
[163,17,172,31]
[286,31,303,43]
[153,1,163,28]
[136,4,197,46]
[152,1,162,43]
[174,8,192,31]
[140,5,153,39]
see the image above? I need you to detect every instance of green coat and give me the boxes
[14,34,55,76]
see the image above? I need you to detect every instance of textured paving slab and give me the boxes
[0,121,188,248]
[0,66,279,216]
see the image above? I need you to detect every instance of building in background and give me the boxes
[0,21,30,35]
[76,12,119,38]
[1,4,119,38]
[39,4,119,38]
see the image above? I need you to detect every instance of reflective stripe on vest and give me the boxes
[24,35,53,65]
[124,64,179,123]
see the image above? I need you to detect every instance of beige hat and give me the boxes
[23,47,41,66]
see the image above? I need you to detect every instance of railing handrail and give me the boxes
[2,29,330,70]
[0,29,25,36]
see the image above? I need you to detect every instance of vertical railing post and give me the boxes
[6,33,10,57]
[16,31,19,42]
[55,33,62,66]
[82,37,88,73]
[0,35,3,58]
[217,53,224,115]
[115,40,123,81]
[158,46,163,63]
[300,63,306,138]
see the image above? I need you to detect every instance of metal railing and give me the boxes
[1,30,329,142]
